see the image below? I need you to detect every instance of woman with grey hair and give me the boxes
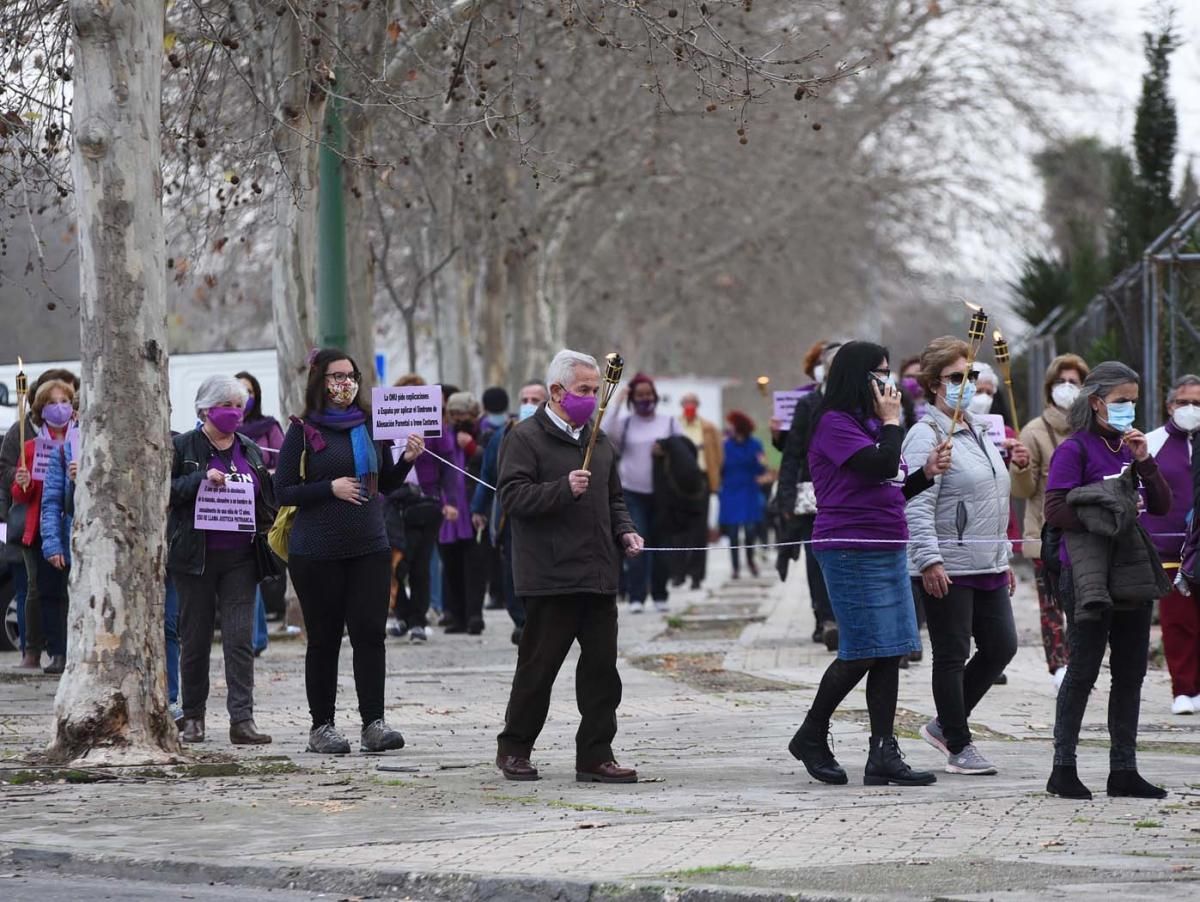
[1043,361,1171,800]
[168,374,277,746]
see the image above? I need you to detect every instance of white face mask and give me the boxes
[813,364,826,384]
[968,392,994,414]
[1172,405,1200,433]
[1051,382,1081,410]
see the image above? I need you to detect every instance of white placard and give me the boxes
[372,385,445,440]
[193,479,256,533]
[0,522,7,544]
[978,414,1006,449]
[773,391,805,431]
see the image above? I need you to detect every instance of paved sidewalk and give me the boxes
[1,555,1198,900]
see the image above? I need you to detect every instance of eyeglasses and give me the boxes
[325,371,360,385]
[942,370,980,386]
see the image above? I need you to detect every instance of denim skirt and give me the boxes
[813,548,920,660]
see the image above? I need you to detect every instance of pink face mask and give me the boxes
[559,391,597,426]
[207,406,245,435]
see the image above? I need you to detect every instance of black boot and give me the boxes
[1046,764,1092,800]
[1107,770,1166,799]
[864,736,936,786]
[788,718,847,785]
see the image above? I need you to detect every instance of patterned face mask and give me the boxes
[326,381,359,407]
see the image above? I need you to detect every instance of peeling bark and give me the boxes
[52,0,179,765]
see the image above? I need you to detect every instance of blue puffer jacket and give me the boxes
[40,439,74,565]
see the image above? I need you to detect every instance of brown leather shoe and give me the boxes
[576,761,638,784]
[179,717,206,743]
[230,719,273,745]
[496,754,539,781]
[14,651,41,670]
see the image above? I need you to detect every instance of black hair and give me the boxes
[302,348,369,417]
[817,340,890,426]
[235,370,264,422]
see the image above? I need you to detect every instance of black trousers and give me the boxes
[174,548,258,722]
[497,593,622,769]
[290,550,391,728]
[440,538,487,628]
[1054,570,1151,770]
[916,580,1018,754]
[679,505,709,585]
[796,515,834,625]
[397,518,439,629]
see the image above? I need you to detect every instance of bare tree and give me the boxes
[50,0,178,764]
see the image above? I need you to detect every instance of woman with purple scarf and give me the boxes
[275,349,424,755]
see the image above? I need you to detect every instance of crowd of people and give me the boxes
[1,336,1198,798]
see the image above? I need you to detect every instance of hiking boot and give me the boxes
[306,723,351,755]
[361,719,405,753]
[945,743,997,776]
[788,718,847,785]
[864,736,936,786]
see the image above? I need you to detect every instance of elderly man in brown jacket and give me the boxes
[495,349,644,784]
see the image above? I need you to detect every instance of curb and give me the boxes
[0,845,849,901]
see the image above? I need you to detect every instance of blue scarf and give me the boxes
[307,408,379,498]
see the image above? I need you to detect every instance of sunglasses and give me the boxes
[942,370,980,386]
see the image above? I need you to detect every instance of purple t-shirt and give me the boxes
[204,440,259,552]
[809,411,908,551]
[1046,430,1133,565]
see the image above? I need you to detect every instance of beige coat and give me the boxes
[681,416,724,493]
[1009,404,1072,555]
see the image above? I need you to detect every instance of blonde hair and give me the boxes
[916,336,969,396]
[1043,354,1090,405]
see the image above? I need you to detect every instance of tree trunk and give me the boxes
[270,9,324,420]
[51,0,178,765]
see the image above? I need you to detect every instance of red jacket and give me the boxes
[10,439,44,547]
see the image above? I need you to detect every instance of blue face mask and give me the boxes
[1104,400,1136,432]
[518,403,538,422]
[943,380,977,411]
[485,412,508,428]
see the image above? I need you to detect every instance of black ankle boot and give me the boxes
[788,719,847,785]
[1046,765,1092,800]
[1107,769,1166,799]
[864,736,936,786]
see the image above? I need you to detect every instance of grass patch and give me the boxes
[1134,820,1162,829]
[667,864,753,878]
[0,768,113,785]
[629,652,797,693]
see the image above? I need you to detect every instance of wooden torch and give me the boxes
[992,329,1020,433]
[15,357,27,470]
[581,352,624,473]
[949,303,989,433]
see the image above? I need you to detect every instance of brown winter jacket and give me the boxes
[499,405,637,598]
[1009,404,1071,556]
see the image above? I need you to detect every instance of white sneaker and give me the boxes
[409,626,428,643]
[1172,694,1196,715]
[1192,694,1200,710]
[1052,667,1067,692]
[629,601,646,614]
[653,600,669,613]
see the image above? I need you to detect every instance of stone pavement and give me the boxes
[1,553,1198,901]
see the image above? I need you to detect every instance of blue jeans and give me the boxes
[430,546,443,613]
[624,491,668,604]
[253,587,269,653]
[164,577,180,706]
[13,560,28,653]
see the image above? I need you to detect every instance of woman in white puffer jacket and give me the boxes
[901,336,1031,778]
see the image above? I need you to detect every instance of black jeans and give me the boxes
[679,504,709,586]
[806,656,902,738]
[397,518,439,629]
[796,515,834,625]
[498,594,622,769]
[291,550,391,728]
[173,548,258,723]
[1054,570,1151,770]
[440,538,487,628]
[917,580,1018,754]
[723,524,762,575]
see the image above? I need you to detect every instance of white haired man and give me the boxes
[495,350,644,783]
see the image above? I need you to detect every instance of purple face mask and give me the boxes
[633,398,656,416]
[244,395,256,414]
[901,377,923,399]
[42,401,74,429]
[207,406,245,435]
[559,390,597,427]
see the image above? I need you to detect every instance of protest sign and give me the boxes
[773,391,805,431]
[31,435,62,481]
[372,385,445,440]
[978,414,1007,449]
[68,426,81,463]
[194,479,256,532]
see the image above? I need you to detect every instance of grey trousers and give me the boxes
[173,547,257,723]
